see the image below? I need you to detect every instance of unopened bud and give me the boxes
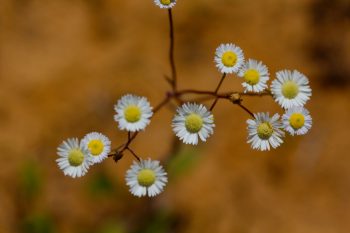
[230,93,241,104]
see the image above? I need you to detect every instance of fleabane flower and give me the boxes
[114,94,153,132]
[56,138,93,178]
[172,103,215,145]
[125,158,167,197]
[247,113,285,151]
[154,0,176,9]
[214,43,244,74]
[238,59,269,93]
[271,70,312,109]
[81,132,111,164]
[282,107,312,136]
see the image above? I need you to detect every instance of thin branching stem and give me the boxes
[108,89,271,158]
[240,90,272,97]
[175,89,271,98]
[107,10,273,161]
[168,9,177,91]
[153,94,172,113]
[176,89,224,96]
[126,147,141,161]
[209,73,227,111]
[237,102,255,118]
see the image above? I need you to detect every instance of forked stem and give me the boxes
[209,73,227,111]
[108,10,273,162]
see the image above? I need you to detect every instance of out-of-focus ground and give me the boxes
[1,0,350,233]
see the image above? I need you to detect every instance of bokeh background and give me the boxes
[1,0,350,232]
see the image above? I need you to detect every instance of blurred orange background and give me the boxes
[1,0,350,233]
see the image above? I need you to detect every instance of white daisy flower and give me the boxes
[56,138,93,178]
[172,103,215,145]
[271,70,312,109]
[81,132,111,164]
[214,43,244,74]
[282,107,312,136]
[114,94,153,132]
[125,158,167,198]
[154,0,176,9]
[238,59,269,93]
[247,113,285,151]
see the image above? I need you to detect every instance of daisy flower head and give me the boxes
[114,94,153,132]
[246,113,285,151]
[125,158,167,197]
[214,43,244,74]
[172,103,215,145]
[282,107,312,136]
[238,59,269,93]
[81,132,111,164]
[56,138,93,178]
[154,0,176,9]
[271,70,312,109]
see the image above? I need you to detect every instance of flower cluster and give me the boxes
[56,1,313,198]
[214,43,312,151]
[57,95,167,197]
[57,132,111,178]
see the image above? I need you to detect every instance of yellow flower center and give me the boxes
[185,113,203,133]
[257,122,273,139]
[289,113,305,129]
[88,140,104,156]
[137,169,156,187]
[124,105,141,123]
[68,149,84,167]
[221,51,237,67]
[244,69,260,85]
[282,81,299,99]
[160,0,171,5]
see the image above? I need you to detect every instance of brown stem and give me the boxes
[176,89,222,96]
[240,90,272,97]
[175,89,271,98]
[108,131,139,158]
[108,89,270,159]
[168,9,177,91]
[236,103,255,118]
[182,95,218,103]
[126,147,141,161]
[209,73,227,111]
[153,94,172,113]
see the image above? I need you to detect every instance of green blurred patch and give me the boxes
[136,209,179,233]
[21,213,55,233]
[97,221,125,233]
[86,170,116,198]
[19,160,42,200]
[167,146,200,179]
